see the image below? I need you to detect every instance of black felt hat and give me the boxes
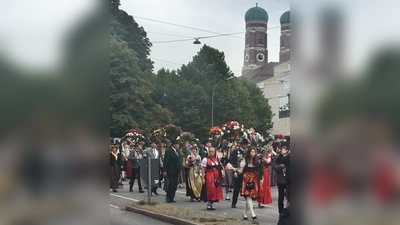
[171,139,180,145]
[240,138,249,145]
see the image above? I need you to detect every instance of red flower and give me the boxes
[278,134,284,139]
[234,131,239,137]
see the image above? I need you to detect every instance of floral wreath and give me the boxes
[221,121,245,141]
[209,126,224,147]
[163,124,182,141]
[246,128,265,145]
[119,129,144,149]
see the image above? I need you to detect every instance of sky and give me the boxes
[120,0,290,77]
[0,0,98,71]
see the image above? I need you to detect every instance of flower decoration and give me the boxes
[188,155,195,165]
[247,128,265,145]
[221,121,246,141]
[278,133,284,140]
[225,163,235,170]
[180,132,195,141]
[209,127,223,136]
[124,129,144,141]
[163,124,182,141]
[209,126,224,148]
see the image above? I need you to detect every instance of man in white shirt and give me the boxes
[199,139,212,159]
[144,139,160,195]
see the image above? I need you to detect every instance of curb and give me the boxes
[125,205,201,225]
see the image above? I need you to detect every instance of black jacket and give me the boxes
[110,153,123,167]
[272,154,287,184]
[228,148,245,168]
[277,206,290,225]
[275,153,290,185]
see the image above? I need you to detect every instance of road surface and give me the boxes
[110,180,280,224]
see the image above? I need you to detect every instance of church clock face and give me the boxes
[245,54,249,62]
[257,53,265,62]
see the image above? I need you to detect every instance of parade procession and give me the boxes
[110,122,290,224]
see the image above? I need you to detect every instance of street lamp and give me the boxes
[193,38,201,44]
[211,77,235,127]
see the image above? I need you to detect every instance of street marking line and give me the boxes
[110,204,120,209]
[110,193,139,202]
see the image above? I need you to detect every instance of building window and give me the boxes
[279,95,290,118]
[281,37,284,48]
[258,34,263,44]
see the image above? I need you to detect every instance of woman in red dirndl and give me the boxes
[239,146,263,220]
[201,147,224,210]
[258,148,273,207]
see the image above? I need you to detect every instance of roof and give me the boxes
[280,11,290,24]
[245,4,269,22]
[241,62,280,83]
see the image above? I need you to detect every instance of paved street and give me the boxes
[110,204,172,225]
[110,180,280,224]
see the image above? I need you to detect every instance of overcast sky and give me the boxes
[120,0,290,76]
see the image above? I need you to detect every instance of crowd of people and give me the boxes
[110,136,290,223]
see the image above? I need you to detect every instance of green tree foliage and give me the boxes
[110,0,152,72]
[110,3,171,137]
[153,45,273,141]
[109,2,272,139]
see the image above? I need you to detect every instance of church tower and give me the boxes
[279,11,290,63]
[242,4,269,76]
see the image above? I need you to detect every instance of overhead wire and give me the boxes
[133,15,281,40]
[150,58,182,66]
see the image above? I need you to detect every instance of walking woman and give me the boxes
[238,146,263,220]
[201,147,225,210]
[186,146,203,202]
[258,146,273,207]
[110,145,122,192]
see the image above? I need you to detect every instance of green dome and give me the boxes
[245,5,269,22]
[280,11,290,24]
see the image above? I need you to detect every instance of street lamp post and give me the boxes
[211,77,235,127]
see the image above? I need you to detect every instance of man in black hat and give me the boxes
[143,139,160,195]
[229,138,249,208]
[199,139,212,159]
[128,143,144,193]
[163,140,181,203]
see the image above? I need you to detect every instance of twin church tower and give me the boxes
[241,4,290,79]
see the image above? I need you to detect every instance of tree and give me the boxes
[110,0,152,72]
[153,45,273,141]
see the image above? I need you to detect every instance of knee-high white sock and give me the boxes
[244,197,248,216]
[247,197,256,217]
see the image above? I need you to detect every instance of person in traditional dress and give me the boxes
[177,146,185,188]
[185,146,202,202]
[273,144,287,215]
[143,139,161,195]
[229,138,248,208]
[221,145,233,200]
[201,147,225,210]
[158,141,166,188]
[258,145,273,207]
[110,145,122,192]
[238,146,263,220]
[128,143,144,193]
[121,141,130,181]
